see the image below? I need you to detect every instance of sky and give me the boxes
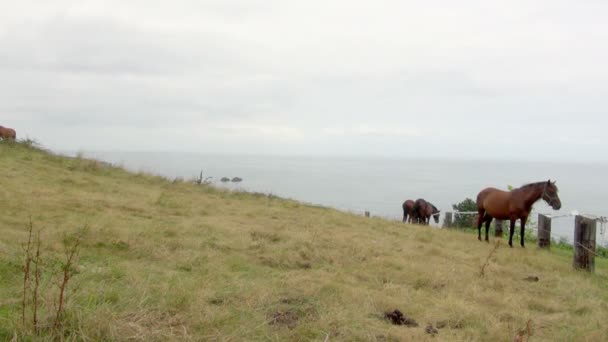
[1,0,607,161]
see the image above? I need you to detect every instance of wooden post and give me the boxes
[364,211,370,218]
[452,212,462,228]
[573,215,596,272]
[443,212,453,228]
[494,220,504,237]
[537,214,552,248]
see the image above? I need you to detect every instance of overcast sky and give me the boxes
[1,1,607,161]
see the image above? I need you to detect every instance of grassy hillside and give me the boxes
[1,141,607,341]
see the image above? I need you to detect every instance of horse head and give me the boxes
[542,180,561,210]
[431,205,440,224]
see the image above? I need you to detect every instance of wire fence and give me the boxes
[449,210,608,250]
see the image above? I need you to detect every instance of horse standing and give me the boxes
[413,198,440,225]
[402,200,415,223]
[476,180,561,247]
[0,126,16,140]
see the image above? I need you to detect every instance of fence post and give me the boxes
[456,212,465,228]
[537,214,552,248]
[494,220,504,237]
[573,215,596,272]
[443,212,453,228]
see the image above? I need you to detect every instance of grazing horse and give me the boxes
[402,199,415,223]
[413,198,441,225]
[476,180,561,247]
[0,126,16,140]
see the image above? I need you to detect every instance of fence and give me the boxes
[441,211,607,273]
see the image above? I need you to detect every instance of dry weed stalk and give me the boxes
[20,221,85,336]
[32,229,41,333]
[193,170,212,185]
[513,319,534,342]
[53,230,83,330]
[21,219,34,326]
[479,240,500,277]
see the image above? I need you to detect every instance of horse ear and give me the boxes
[547,179,551,185]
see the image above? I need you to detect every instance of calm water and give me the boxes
[74,151,608,246]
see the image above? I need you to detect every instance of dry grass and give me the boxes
[1,141,607,341]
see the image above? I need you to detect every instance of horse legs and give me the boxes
[484,216,493,242]
[508,218,516,248]
[403,211,407,223]
[477,210,485,241]
[520,216,527,247]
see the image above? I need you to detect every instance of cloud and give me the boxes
[0,1,607,160]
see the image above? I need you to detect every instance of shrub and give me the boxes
[451,198,477,228]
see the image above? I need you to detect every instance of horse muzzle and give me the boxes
[552,201,562,210]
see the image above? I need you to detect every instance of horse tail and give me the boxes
[476,189,490,211]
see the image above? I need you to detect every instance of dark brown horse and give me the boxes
[476,180,561,247]
[413,198,440,225]
[402,199,415,223]
[0,126,16,140]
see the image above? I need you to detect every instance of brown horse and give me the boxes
[476,180,561,247]
[402,199,415,223]
[0,126,16,140]
[413,198,440,225]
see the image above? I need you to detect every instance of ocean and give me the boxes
[73,151,608,246]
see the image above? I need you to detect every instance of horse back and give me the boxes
[0,127,16,139]
[402,200,414,210]
[477,187,512,219]
[413,198,427,217]
[476,187,501,208]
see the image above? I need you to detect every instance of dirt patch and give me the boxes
[296,261,312,269]
[208,298,224,305]
[424,319,465,336]
[435,320,464,329]
[384,309,419,327]
[258,257,312,270]
[425,324,438,336]
[432,282,447,290]
[280,297,308,305]
[269,310,299,329]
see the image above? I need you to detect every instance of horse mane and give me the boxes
[427,203,440,215]
[518,181,547,190]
